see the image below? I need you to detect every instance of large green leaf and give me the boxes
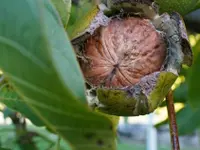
[155,105,200,135]
[0,0,116,150]
[176,105,200,135]
[0,85,44,126]
[188,39,200,108]
[195,0,200,9]
[67,0,95,37]
[68,0,94,25]
[173,83,188,104]
[50,0,71,28]
[0,148,11,150]
[156,0,199,15]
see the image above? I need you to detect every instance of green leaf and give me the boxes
[177,105,200,135]
[0,148,11,150]
[0,86,44,126]
[0,124,69,150]
[67,1,95,38]
[156,0,199,15]
[67,0,94,26]
[50,0,71,28]
[188,40,200,108]
[0,0,116,150]
[195,0,200,9]
[174,82,188,103]
[1,107,14,119]
[159,82,188,107]
[156,105,200,135]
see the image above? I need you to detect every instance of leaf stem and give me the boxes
[166,90,180,150]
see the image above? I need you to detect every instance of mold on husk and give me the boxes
[72,0,193,116]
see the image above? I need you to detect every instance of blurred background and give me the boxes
[0,0,200,150]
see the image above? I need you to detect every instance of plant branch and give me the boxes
[166,90,180,150]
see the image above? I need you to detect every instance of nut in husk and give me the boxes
[72,0,193,116]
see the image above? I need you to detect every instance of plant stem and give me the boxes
[166,90,180,150]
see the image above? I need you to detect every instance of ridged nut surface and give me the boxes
[80,17,166,88]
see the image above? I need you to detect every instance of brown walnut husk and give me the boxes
[72,0,192,116]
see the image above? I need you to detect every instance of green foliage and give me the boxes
[105,0,200,15]
[67,0,95,38]
[159,82,188,108]
[195,0,200,9]
[177,105,200,135]
[0,0,200,149]
[173,82,188,104]
[156,104,200,135]
[0,86,44,126]
[0,0,116,150]
[0,148,10,150]
[0,124,71,150]
[157,37,200,134]
[188,40,200,108]
[50,0,71,28]
[156,0,200,15]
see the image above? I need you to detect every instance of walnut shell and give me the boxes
[80,17,166,88]
[72,2,192,116]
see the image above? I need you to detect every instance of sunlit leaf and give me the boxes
[0,0,116,149]
[156,105,200,135]
[156,0,199,15]
[67,0,95,38]
[50,0,71,28]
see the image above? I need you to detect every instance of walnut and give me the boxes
[81,17,166,88]
[72,0,192,116]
